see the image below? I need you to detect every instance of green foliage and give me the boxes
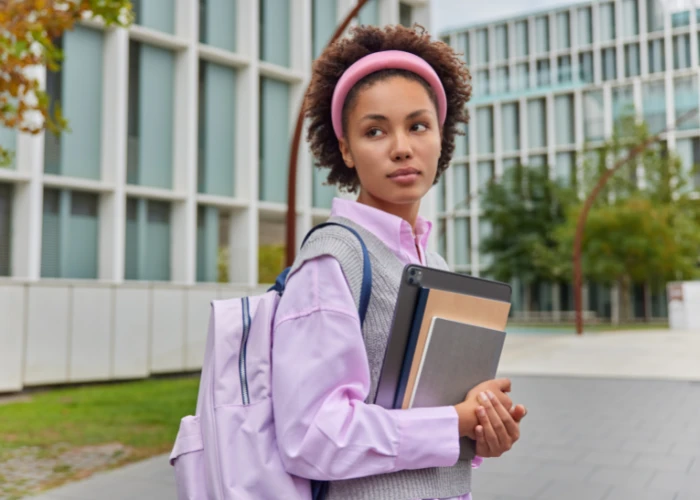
[258,244,286,284]
[217,246,229,283]
[479,163,575,285]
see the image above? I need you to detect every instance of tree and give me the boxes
[562,114,700,323]
[0,0,133,166]
[479,163,575,311]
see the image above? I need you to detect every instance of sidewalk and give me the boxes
[26,328,700,499]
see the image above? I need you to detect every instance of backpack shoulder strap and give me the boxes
[271,222,372,326]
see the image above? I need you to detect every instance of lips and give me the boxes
[388,167,420,178]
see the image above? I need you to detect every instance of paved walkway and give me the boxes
[26,329,700,499]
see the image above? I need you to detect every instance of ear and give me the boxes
[338,137,355,169]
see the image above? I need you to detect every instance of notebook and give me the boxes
[407,316,507,459]
[394,287,511,410]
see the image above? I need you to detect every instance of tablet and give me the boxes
[373,264,512,409]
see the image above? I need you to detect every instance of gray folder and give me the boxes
[408,317,506,459]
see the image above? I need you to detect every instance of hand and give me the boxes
[454,378,512,439]
[474,390,526,458]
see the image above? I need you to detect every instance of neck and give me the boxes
[356,190,421,228]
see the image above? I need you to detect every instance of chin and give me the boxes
[382,186,429,205]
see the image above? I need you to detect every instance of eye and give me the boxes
[365,127,384,138]
[411,122,428,132]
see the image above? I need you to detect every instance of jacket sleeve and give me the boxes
[271,255,461,481]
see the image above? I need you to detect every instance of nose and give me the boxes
[391,131,413,161]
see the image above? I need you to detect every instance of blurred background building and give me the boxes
[437,0,700,321]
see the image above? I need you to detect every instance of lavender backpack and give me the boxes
[169,222,372,500]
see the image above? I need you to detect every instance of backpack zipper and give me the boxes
[239,297,251,405]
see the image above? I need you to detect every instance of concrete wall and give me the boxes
[0,279,265,393]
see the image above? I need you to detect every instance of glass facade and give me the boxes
[260,0,291,67]
[0,184,11,276]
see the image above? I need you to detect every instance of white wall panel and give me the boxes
[0,284,26,392]
[150,287,186,373]
[113,286,150,378]
[24,285,70,385]
[69,286,112,382]
[185,288,216,369]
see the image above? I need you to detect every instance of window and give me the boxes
[494,67,509,94]
[0,184,12,276]
[535,16,549,54]
[436,176,447,213]
[555,95,574,145]
[200,0,236,51]
[476,29,489,65]
[621,0,639,37]
[602,48,617,81]
[259,78,290,203]
[495,25,508,61]
[612,85,635,127]
[528,98,547,148]
[577,7,592,46]
[648,39,665,73]
[476,107,494,154]
[478,219,493,267]
[671,10,691,28]
[131,0,175,34]
[454,123,469,158]
[675,138,700,189]
[358,0,379,25]
[260,0,291,66]
[556,12,570,50]
[642,80,667,134]
[476,70,490,96]
[625,44,640,77]
[43,27,104,179]
[674,75,700,131]
[515,21,528,57]
[537,59,550,86]
[674,35,691,69]
[399,2,412,27]
[125,197,171,281]
[198,62,236,197]
[127,41,175,189]
[646,0,664,32]
[452,163,469,209]
[197,205,228,283]
[555,152,575,187]
[501,103,520,152]
[579,51,594,83]
[477,161,494,193]
[0,126,17,169]
[458,33,470,64]
[558,55,572,83]
[437,218,446,257]
[41,188,99,279]
[454,218,470,266]
[583,90,604,141]
[600,3,616,42]
[514,63,529,90]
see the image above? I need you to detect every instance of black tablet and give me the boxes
[373,264,512,409]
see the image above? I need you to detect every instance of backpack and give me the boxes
[169,222,372,500]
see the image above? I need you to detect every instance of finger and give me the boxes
[482,392,512,447]
[475,426,489,457]
[476,400,499,454]
[510,404,527,422]
[488,391,520,441]
[493,378,512,393]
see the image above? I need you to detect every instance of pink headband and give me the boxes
[331,50,447,139]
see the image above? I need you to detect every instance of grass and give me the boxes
[0,376,199,495]
[0,376,199,453]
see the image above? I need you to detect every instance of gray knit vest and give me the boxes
[289,216,472,500]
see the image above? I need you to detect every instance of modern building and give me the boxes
[438,0,700,322]
[0,0,431,392]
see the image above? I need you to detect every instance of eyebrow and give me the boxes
[360,109,432,122]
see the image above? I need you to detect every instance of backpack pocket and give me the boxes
[170,415,207,500]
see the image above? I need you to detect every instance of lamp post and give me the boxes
[285,0,370,267]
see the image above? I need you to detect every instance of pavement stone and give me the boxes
[25,375,700,500]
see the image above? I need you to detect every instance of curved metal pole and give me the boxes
[573,108,699,335]
[285,0,370,267]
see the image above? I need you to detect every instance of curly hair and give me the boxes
[304,24,472,193]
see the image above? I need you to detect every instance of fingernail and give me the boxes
[479,392,489,403]
[476,426,483,434]
[487,390,495,400]
[477,407,486,417]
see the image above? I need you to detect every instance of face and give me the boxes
[338,76,442,217]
